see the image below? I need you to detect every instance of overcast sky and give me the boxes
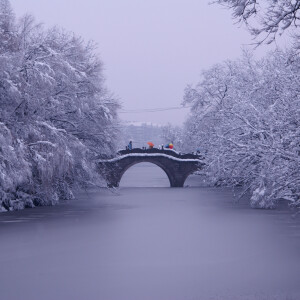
[11,0,274,125]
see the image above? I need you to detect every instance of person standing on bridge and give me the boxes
[147,142,154,149]
[165,142,174,149]
[128,141,132,150]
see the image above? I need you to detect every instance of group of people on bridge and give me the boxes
[126,141,174,151]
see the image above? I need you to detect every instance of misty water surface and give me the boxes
[1,163,300,300]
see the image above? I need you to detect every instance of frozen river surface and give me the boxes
[1,164,300,300]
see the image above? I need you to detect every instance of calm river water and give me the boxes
[1,163,300,300]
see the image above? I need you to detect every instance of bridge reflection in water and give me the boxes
[97,148,204,188]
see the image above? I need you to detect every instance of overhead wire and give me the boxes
[119,105,192,113]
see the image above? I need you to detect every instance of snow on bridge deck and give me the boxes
[98,153,202,163]
[97,148,203,162]
[97,148,204,187]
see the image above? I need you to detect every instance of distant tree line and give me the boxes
[0,0,120,211]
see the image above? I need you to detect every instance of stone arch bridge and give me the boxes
[97,148,205,188]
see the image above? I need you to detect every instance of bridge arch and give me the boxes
[119,161,174,187]
[97,149,204,188]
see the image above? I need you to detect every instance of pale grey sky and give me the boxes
[11,0,273,125]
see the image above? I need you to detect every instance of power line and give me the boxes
[119,106,192,113]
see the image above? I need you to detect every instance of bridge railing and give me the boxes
[117,148,203,160]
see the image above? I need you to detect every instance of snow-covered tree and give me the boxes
[0,0,17,52]
[183,50,300,208]
[0,1,120,211]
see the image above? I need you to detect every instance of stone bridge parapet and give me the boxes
[97,148,204,188]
